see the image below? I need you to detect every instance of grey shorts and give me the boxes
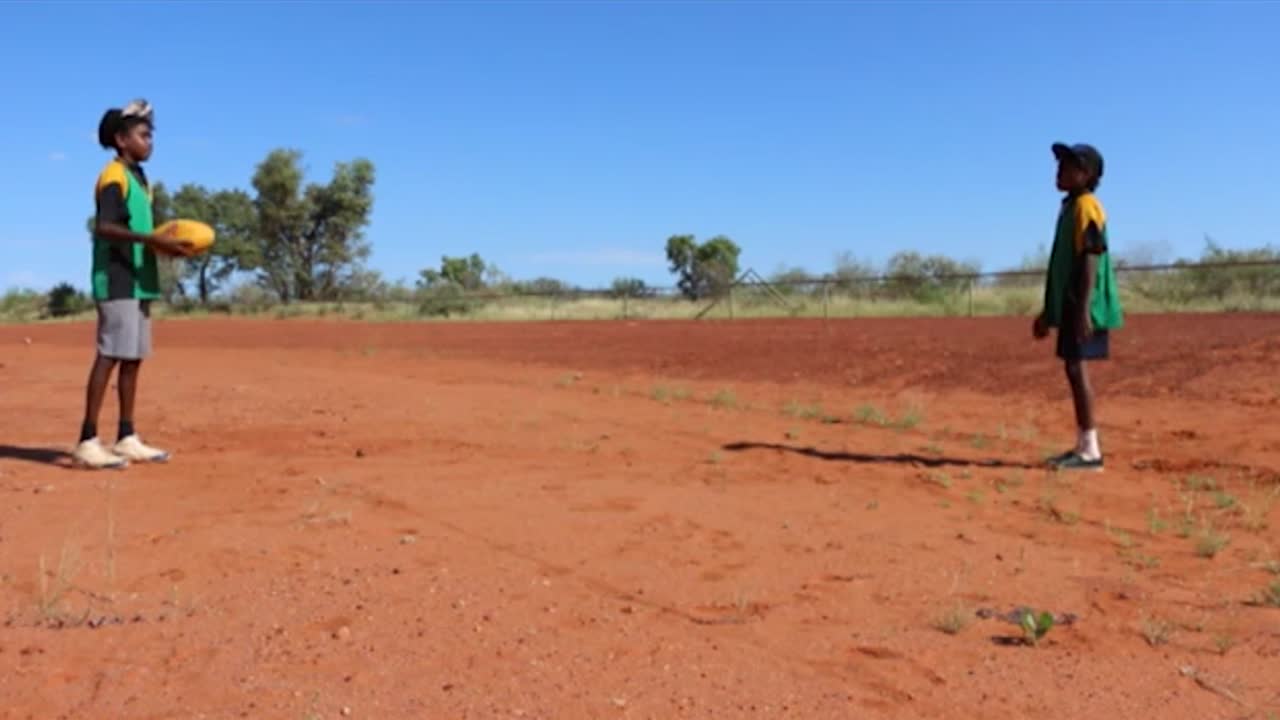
[96,299,152,360]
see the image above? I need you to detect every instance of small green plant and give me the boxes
[1213,633,1236,655]
[921,443,943,456]
[1140,615,1173,647]
[785,428,801,441]
[854,404,887,426]
[1195,526,1230,559]
[1121,551,1161,570]
[866,499,880,511]
[894,404,923,430]
[1020,609,1055,646]
[1146,507,1167,535]
[966,490,985,505]
[1177,503,1197,538]
[1109,526,1134,549]
[970,434,989,450]
[933,604,971,635]
[929,472,953,489]
[36,542,84,625]
[1242,489,1276,533]
[1039,493,1079,525]
[1252,580,1280,608]
[651,386,671,404]
[710,389,738,409]
[1212,491,1237,510]
[783,400,824,420]
[1185,475,1217,492]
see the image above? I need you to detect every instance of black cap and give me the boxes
[1052,142,1104,180]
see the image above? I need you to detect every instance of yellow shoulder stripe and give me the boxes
[1073,194,1107,252]
[95,160,128,199]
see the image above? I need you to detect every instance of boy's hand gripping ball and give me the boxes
[154,219,216,256]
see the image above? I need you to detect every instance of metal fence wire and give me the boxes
[407,259,1280,321]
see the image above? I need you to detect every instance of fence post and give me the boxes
[728,285,735,320]
[822,282,830,320]
[622,291,628,320]
[968,277,975,317]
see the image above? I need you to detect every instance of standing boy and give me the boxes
[73,99,193,469]
[1033,142,1123,470]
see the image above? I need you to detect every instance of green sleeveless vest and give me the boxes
[1043,196,1124,330]
[92,164,160,301]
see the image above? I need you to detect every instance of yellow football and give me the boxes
[156,219,216,255]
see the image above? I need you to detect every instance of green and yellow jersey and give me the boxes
[1043,192,1124,330]
[91,159,160,301]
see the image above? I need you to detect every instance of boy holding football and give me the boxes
[74,99,194,469]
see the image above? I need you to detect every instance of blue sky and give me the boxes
[2,1,1276,292]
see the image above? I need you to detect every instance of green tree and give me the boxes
[609,277,652,298]
[513,277,572,296]
[46,282,90,318]
[339,267,391,303]
[831,252,879,296]
[415,254,491,318]
[665,234,741,300]
[1181,237,1280,299]
[884,251,980,301]
[769,265,819,296]
[418,254,488,291]
[170,184,259,303]
[251,149,375,302]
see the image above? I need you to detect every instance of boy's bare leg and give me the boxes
[82,354,118,439]
[111,358,169,463]
[1063,359,1102,463]
[74,354,127,468]
[117,360,140,439]
[1065,359,1095,429]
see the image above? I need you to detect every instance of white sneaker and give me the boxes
[74,438,128,470]
[113,435,170,463]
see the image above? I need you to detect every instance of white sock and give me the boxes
[1079,429,1101,460]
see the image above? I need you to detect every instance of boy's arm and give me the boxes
[95,183,192,254]
[1073,221,1104,335]
[94,181,140,243]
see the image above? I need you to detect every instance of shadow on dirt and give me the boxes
[722,441,1038,470]
[0,445,74,468]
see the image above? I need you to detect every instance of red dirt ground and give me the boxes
[2,314,1279,720]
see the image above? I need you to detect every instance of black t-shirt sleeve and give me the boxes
[1082,220,1106,255]
[96,183,130,227]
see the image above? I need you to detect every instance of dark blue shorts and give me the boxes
[1057,325,1109,361]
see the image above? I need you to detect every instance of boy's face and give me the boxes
[1056,158,1090,192]
[115,122,153,162]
